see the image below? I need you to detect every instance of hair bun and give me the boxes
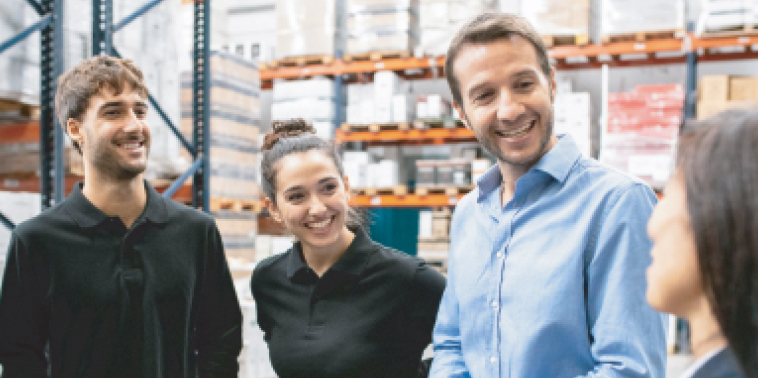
[262,118,317,150]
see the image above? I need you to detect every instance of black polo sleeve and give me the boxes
[194,223,243,378]
[0,233,49,378]
[408,263,446,378]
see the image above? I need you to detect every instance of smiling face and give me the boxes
[266,149,353,254]
[68,84,150,181]
[452,36,557,170]
[646,171,705,317]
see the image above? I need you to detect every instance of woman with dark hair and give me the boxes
[646,108,758,378]
[250,119,446,378]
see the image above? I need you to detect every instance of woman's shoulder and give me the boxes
[369,242,445,285]
[690,348,746,378]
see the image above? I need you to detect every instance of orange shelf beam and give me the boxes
[0,121,40,144]
[350,193,466,207]
[336,127,476,145]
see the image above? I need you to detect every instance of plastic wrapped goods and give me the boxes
[602,0,684,37]
[275,0,344,59]
[418,0,498,56]
[521,0,589,37]
[697,0,758,34]
[346,0,419,54]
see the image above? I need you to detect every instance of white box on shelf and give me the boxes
[426,94,451,118]
[392,94,414,122]
[418,210,433,238]
[375,159,399,187]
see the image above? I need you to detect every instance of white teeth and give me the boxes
[498,121,534,138]
[307,218,332,229]
[121,143,141,149]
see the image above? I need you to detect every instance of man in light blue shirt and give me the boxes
[430,13,667,377]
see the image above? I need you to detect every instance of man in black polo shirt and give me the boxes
[0,56,242,377]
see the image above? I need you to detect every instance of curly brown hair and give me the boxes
[54,55,149,154]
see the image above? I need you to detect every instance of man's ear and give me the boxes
[453,102,470,130]
[67,118,84,148]
[263,197,283,224]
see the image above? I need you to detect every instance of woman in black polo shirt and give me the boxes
[251,119,446,378]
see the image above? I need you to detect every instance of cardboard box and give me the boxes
[699,75,730,103]
[697,100,756,120]
[729,77,758,102]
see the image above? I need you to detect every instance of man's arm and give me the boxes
[583,183,667,378]
[0,233,49,378]
[429,264,471,378]
[194,224,243,378]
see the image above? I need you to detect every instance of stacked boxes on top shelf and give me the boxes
[697,75,758,119]
[180,51,261,268]
[417,207,452,273]
[521,0,591,46]
[272,77,337,138]
[275,0,344,60]
[697,0,758,36]
[599,0,684,42]
[346,0,419,57]
[418,0,498,56]
[600,84,683,189]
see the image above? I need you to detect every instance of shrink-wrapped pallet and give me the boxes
[521,0,590,41]
[601,0,684,40]
[697,0,758,35]
[179,51,261,202]
[271,77,337,139]
[275,0,345,59]
[346,0,419,55]
[418,0,498,56]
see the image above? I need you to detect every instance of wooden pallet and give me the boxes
[602,29,685,44]
[340,121,410,133]
[264,55,334,69]
[415,185,473,196]
[210,197,261,212]
[700,24,758,38]
[0,98,40,120]
[353,185,408,196]
[541,34,589,48]
[412,118,465,129]
[343,50,412,62]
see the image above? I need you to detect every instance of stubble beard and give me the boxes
[86,132,149,181]
[468,110,554,169]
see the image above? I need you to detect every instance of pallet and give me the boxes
[412,118,465,129]
[343,50,412,62]
[415,185,473,196]
[210,197,261,212]
[264,55,334,69]
[700,24,758,38]
[353,185,408,196]
[340,121,410,133]
[541,34,589,48]
[602,29,685,44]
[0,98,40,120]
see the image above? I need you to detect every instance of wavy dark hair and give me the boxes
[260,119,365,228]
[678,107,758,376]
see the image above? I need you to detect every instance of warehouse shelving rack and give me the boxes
[0,0,213,230]
[264,25,758,209]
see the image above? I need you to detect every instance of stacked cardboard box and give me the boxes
[180,51,260,268]
[417,207,452,273]
[697,0,758,35]
[521,0,590,41]
[346,0,419,55]
[418,0,498,56]
[600,84,683,189]
[272,77,337,138]
[554,92,592,157]
[600,0,684,40]
[343,150,406,188]
[346,71,412,124]
[697,75,758,119]
[275,0,344,59]
[415,159,472,187]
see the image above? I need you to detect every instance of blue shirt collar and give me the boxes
[476,134,582,201]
